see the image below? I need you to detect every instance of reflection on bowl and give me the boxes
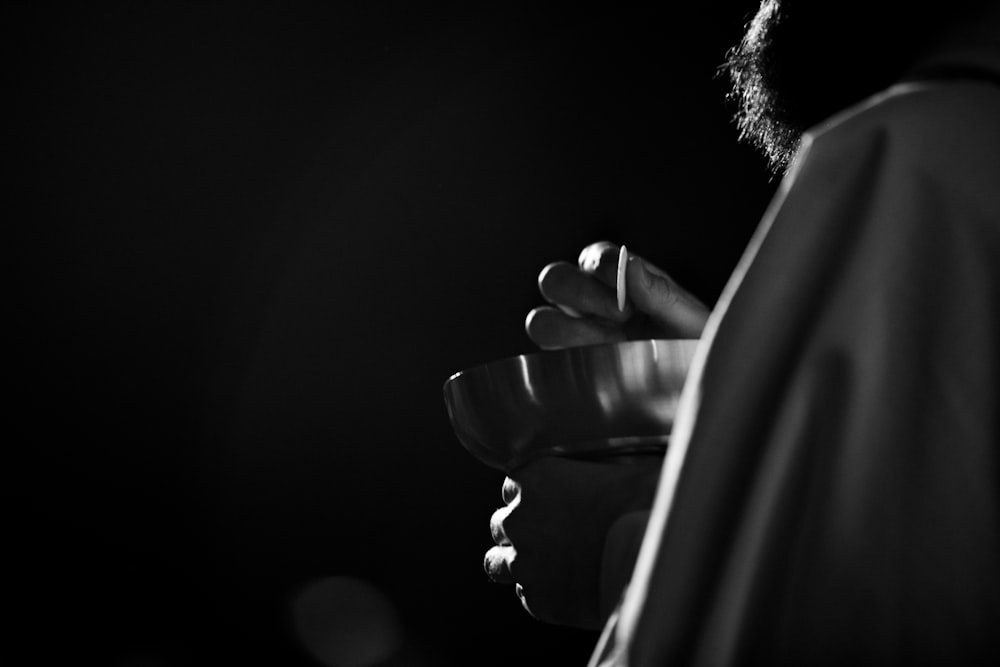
[442,339,699,472]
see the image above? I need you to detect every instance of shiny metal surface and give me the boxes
[442,339,699,472]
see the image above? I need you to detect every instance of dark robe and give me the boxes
[593,9,1000,665]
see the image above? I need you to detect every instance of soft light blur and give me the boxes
[8,2,774,664]
[292,577,402,667]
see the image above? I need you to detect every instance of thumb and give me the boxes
[625,252,709,338]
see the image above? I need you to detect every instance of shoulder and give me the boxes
[790,80,1000,218]
[799,82,1000,209]
[812,80,1000,146]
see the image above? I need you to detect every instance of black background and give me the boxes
[9,2,775,665]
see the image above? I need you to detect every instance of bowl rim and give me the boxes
[443,337,701,388]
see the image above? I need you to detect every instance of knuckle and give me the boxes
[501,477,521,505]
[656,279,680,307]
[638,260,679,307]
[484,546,515,584]
[489,506,513,545]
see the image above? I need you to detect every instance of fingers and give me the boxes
[490,505,513,546]
[625,254,709,338]
[529,241,710,348]
[484,545,515,584]
[525,306,627,350]
[576,241,710,339]
[481,456,663,629]
[577,241,623,285]
[485,476,521,585]
[502,477,520,505]
[515,583,535,619]
[538,261,629,323]
[487,497,517,584]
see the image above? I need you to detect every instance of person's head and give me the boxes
[724,0,988,173]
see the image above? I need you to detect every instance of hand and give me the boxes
[526,241,710,350]
[483,456,662,630]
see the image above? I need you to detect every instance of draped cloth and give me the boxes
[591,10,1000,666]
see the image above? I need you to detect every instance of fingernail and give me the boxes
[557,304,583,318]
[617,245,628,312]
[580,245,601,273]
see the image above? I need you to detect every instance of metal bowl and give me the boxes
[442,339,699,472]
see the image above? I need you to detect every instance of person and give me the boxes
[481,0,1000,664]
